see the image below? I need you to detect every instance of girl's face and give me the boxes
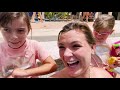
[1,17,29,49]
[58,30,92,77]
[93,28,113,43]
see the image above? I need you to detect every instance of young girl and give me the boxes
[91,14,120,77]
[0,12,57,78]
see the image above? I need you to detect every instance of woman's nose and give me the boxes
[64,48,73,57]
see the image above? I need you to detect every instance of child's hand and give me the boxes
[114,57,120,67]
[11,68,29,78]
[7,75,14,78]
[108,57,118,68]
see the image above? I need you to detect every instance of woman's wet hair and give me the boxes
[58,22,96,46]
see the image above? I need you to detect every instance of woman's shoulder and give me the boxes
[50,68,68,78]
[90,67,113,78]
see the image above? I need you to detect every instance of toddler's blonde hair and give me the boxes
[93,14,115,31]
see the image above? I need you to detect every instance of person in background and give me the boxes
[37,12,43,22]
[30,12,43,23]
[71,12,77,21]
[112,12,118,20]
[82,12,90,22]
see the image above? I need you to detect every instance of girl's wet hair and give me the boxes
[58,22,96,46]
[0,12,31,32]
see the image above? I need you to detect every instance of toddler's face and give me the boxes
[94,28,113,43]
[1,17,29,49]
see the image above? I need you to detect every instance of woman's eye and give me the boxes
[58,46,65,49]
[73,44,81,48]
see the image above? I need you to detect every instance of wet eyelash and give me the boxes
[17,30,25,33]
[4,28,9,31]
[18,29,24,32]
[58,46,65,48]
[73,44,81,47]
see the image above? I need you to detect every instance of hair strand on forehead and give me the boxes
[58,21,96,47]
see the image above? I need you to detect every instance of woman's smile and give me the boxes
[67,59,80,69]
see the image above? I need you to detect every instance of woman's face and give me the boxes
[1,17,29,49]
[58,30,92,77]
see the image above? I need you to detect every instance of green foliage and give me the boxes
[45,12,54,20]
[45,12,70,20]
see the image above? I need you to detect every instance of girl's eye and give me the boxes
[17,29,25,33]
[4,28,10,32]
